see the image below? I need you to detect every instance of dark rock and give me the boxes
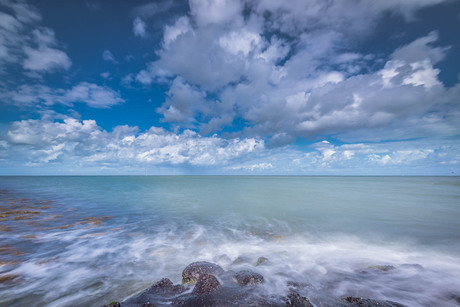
[448,293,460,304]
[367,265,395,272]
[140,303,156,307]
[286,281,312,290]
[232,255,251,265]
[102,302,120,307]
[122,278,188,307]
[234,270,264,286]
[147,278,186,295]
[255,256,269,266]
[192,273,221,295]
[285,291,314,307]
[342,296,407,307]
[182,261,225,285]
[400,263,424,270]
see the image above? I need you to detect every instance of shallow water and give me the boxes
[0,176,459,306]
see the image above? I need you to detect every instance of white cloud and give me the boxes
[137,13,458,143]
[156,77,206,123]
[0,2,71,75]
[2,116,458,174]
[1,82,124,109]
[228,162,273,172]
[219,29,262,56]
[100,72,110,79]
[102,49,117,63]
[23,46,71,72]
[4,117,264,167]
[189,0,244,26]
[132,17,147,37]
[163,16,191,48]
[64,82,124,108]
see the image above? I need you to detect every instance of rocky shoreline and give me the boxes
[103,261,407,307]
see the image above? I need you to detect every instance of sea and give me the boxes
[0,176,459,307]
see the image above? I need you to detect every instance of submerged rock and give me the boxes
[147,278,186,295]
[192,273,221,295]
[367,265,395,272]
[285,291,314,307]
[342,296,407,307]
[111,261,409,307]
[255,256,269,266]
[121,278,188,307]
[182,261,225,285]
[232,255,251,265]
[400,263,424,270]
[234,270,264,286]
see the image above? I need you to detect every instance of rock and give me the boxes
[232,256,250,265]
[255,256,269,266]
[234,270,264,286]
[147,278,186,295]
[400,263,424,270]
[286,281,312,291]
[342,296,407,307]
[367,265,395,272]
[285,291,314,307]
[182,261,225,285]
[192,273,221,295]
[122,278,188,307]
[102,302,120,307]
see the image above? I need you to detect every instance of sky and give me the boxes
[0,0,459,175]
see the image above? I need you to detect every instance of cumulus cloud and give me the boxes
[156,77,206,123]
[1,82,124,109]
[133,1,458,145]
[189,0,244,26]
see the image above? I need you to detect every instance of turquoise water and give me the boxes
[0,176,459,306]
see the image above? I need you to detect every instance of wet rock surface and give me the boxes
[233,270,264,285]
[285,291,314,307]
[340,296,407,307]
[181,261,225,285]
[113,261,410,307]
[191,273,220,295]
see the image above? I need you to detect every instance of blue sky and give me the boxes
[0,0,459,175]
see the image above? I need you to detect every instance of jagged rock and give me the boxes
[182,261,225,285]
[140,303,156,307]
[192,273,221,295]
[102,302,120,307]
[234,270,264,285]
[342,296,408,307]
[285,291,314,307]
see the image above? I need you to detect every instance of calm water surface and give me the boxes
[0,176,459,306]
